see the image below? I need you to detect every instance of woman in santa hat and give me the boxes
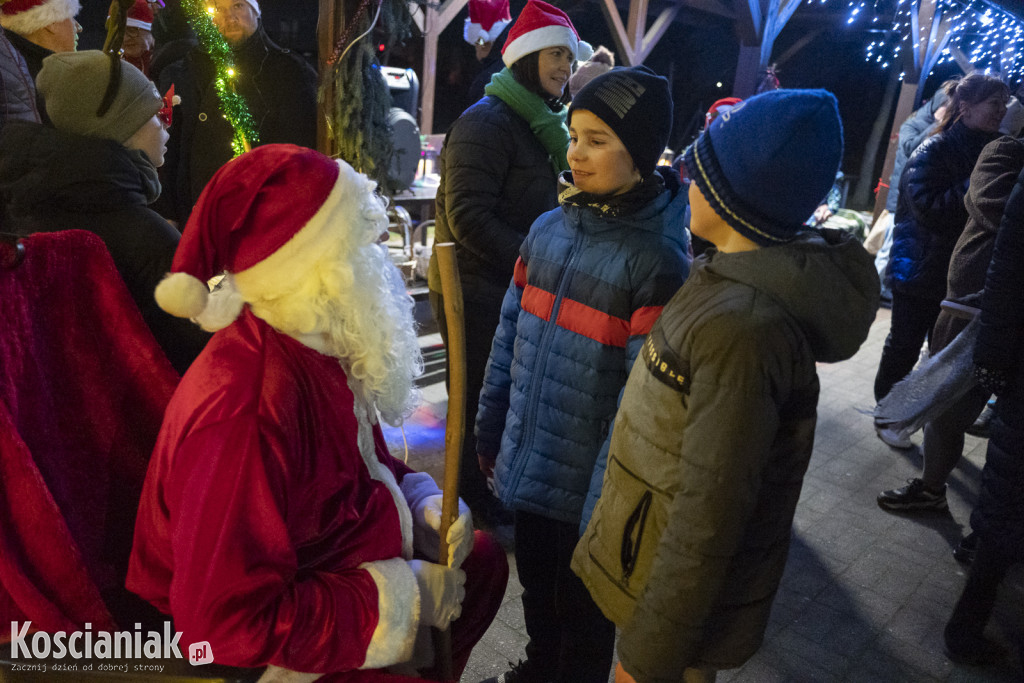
[427,0,591,532]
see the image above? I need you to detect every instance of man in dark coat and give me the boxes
[944,163,1024,666]
[156,0,317,223]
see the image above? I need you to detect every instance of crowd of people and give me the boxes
[0,0,1019,680]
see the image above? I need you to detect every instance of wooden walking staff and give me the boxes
[433,243,465,681]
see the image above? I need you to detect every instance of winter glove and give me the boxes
[408,559,466,629]
[413,494,474,569]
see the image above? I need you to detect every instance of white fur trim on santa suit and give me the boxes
[358,558,420,669]
[0,0,80,36]
[464,17,509,45]
[502,24,592,67]
[126,17,151,31]
[350,374,415,560]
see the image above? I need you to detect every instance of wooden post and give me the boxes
[600,0,680,66]
[419,0,471,134]
[433,242,465,681]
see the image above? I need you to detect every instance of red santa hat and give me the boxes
[0,0,80,36]
[501,0,591,68]
[125,0,153,31]
[463,0,510,46]
[156,144,376,322]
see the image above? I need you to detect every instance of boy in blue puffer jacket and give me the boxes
[474,66,691,683]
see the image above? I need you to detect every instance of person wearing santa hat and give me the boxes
[155,0,317,224]
[116,0,155,75]
[0,0,80,122]
[127,143,509,681]
[462,0,511,108]
[429,0,591,534]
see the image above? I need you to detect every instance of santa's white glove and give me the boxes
[413,494,474,568]
[408,559,466,629]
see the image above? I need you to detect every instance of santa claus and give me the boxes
[127,144,508,681]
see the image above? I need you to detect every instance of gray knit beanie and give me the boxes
[37,50,162,144]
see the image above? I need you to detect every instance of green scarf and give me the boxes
[485,68,571,174]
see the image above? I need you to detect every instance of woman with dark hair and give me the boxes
[428,0,590,527]
[873,73,1008,445]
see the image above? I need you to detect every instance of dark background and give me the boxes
[78,0,1016,210]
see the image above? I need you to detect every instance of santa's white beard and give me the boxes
[250,241,424,427]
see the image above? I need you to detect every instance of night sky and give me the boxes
[78,0,1014,210]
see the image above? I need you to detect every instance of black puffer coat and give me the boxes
[889,121,998,300]
[971,165,1024,560]
[0,122,210,374]
[0,26,38,129]
[157,25,318,222]
[428,95,558,305]
[3,30,49,125]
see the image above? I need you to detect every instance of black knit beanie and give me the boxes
[568,66,672,178]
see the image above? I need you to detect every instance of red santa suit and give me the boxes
[127,144,507,681]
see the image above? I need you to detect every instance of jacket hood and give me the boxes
[0,121,159,213]
[703,228,880,363]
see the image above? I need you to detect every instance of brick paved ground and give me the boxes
[383,308,1024,682]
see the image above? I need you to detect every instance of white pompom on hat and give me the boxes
[155,144,373,324]
[0,0,80,36]
[501,0,591,67]
[464,0,510,45]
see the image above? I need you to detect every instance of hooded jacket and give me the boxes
[0,121,209,374]
[475,172,691,525]
[572,229,878,680]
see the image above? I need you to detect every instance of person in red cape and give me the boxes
[126,144,508,681]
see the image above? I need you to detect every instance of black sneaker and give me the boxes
[953,532,978,564]
[877,478,948,511]
[479,660,547,683]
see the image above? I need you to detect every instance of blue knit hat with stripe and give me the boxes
[684,88,843,246]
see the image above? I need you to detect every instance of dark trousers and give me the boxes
[429,291,503,511]
[874,291,942,401]
[945,539,1015,644]
[515,510,616,683]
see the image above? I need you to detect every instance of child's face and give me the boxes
[536,46,574,99]
[568,110,640,197]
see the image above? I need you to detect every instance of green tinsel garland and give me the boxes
[180,0,260,156]
[323,0,419,195]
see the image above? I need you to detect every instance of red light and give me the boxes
[378,43,385,52]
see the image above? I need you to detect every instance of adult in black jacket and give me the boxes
[156,0,317,223]
[874,74,1008,404]
[1,0,82,125]
[944,163,1024,665]
[0,51,209,375]
[428,0,591,531]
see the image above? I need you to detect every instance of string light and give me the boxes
[834,0,1024,82]
[181,0,260,155]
